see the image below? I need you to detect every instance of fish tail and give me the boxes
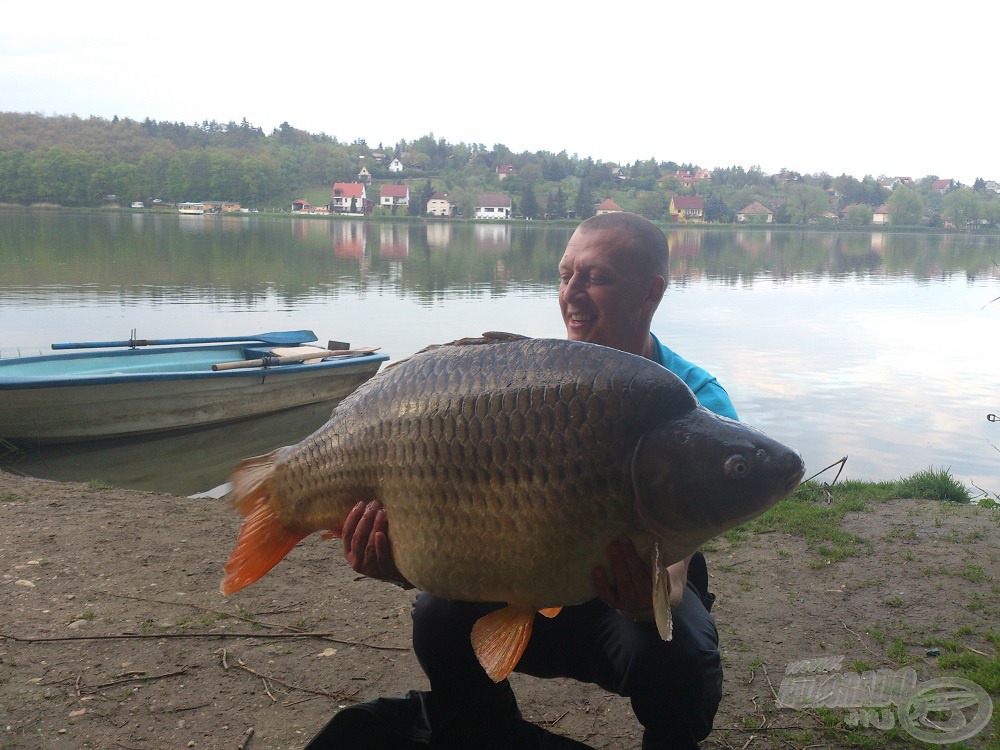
[221,452,309,596]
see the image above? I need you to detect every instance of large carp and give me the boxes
[222,333,804,681]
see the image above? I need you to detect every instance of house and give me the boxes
[389,158,403,173]
[357,166,372,185]
[932,178,954,194]
[595,199,623,215]
[674,169,712,185]
[291,199,329,215]
[427,192,455,217]
[379,184,409,209]
[496,164,517,180]
[873,204,889,225]
[984,180,1000,194]
[131,201,145,209]
[204,201,241,213]
[177,202,205,215]
[475,194,512,219]
[879,176,913,189]
[331,183,371,214]
[736,201,773,223]
[669,195,705,223]
[611,167,628,182]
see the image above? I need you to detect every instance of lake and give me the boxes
[1,211,998,496]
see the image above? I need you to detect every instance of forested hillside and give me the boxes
[2,111,999,227]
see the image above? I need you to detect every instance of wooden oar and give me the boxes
[212,347,380,371]
[52,330,318,350]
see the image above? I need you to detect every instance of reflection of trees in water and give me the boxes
[2,215,999,303]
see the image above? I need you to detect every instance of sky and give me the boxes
[1,1,995,184]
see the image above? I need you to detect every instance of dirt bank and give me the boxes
[1,470,996,749]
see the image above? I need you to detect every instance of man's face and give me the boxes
[557,227,660,352]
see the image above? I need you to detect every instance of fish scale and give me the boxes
[222,334,804,681]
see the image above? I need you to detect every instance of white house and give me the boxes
[389,158,403,173]
[475,194,512,220]
[736,201,773,223]
[331,183,370,214]
[427,192,455,217]
[379,184,409,209]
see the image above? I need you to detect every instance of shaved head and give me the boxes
[577,213,669,280]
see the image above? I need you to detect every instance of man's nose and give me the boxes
[564,274,586,298]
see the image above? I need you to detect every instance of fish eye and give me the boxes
[725,454,750,479]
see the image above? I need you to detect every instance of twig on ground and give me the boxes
[739,736,755,750]
[237,727,255,750]
[760,663,780,704]
[839,618,878,656]
[262,678,277,702]
[0,630,407,650]
[217,648,357,702]
[91,667,189,691]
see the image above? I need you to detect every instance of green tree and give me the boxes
[575,180,595,219]
[634,191,669,220]
[844,203,873,226]
[784,184,831,224]
[548,186,567,219]
[520,184,539,219]
[943,190,982,228]
[887,186,924,226]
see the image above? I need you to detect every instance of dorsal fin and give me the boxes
[385,332,531,370]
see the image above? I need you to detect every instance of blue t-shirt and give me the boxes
[650,334,739,421]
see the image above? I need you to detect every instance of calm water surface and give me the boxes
[1,211,998,494]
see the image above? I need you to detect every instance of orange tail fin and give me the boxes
[470,604,537,682]
[221,452,309,595]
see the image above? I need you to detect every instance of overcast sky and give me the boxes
[1,1,993,184]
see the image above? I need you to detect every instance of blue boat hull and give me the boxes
[0,343,388,443]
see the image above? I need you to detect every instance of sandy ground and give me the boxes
[1,469,997,749]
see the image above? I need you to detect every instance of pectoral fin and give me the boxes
[470,604,536,682]
[538,607,562,618]
[652,538,673,641]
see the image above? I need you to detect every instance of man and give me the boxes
[314,213,734,749]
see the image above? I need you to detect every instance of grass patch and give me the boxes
[937,650,1000,693]
[894,467,971,504]
[735,482,870,564]
[1,492,27,503]
[732,468,975,566]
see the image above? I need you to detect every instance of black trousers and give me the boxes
[412,558,722,750]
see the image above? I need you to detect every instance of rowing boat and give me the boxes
[0,331,388,443]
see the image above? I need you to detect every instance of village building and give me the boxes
[475,194,512,219]
[669,195,705,223]
[427,192,456,217]
[331,183,371,215]
[379,184,409,210]
[736,201,773,223]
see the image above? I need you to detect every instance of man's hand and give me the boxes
[341,501,412,587]
[592,537,690,619]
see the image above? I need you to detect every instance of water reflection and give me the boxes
[1,401,340,496]
[1,212,998,492]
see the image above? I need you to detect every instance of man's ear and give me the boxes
[644,275,666,309]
